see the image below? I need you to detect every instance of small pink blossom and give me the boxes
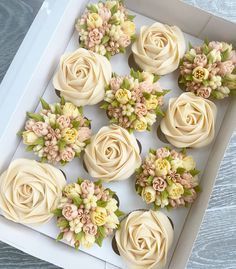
[62,204,78,221]
[57,115,70,129]
[194,54,207,67]
[60,147,75,162]
[230,50,236,64]
[77,208,84,219]
[25,119,35,130]
[88,29,103,46]
[156,147,170,159]
[63,231,75,246]
[77,127,91,142]
[196,86,212,98]
[135,103,147,117]
[83,222,97,236]
[32,122,48,136]
[118,34,131,47]
[81,211,91,225]
[208,41,223,52]
[139,81,153,93]
[217,61,234,76]
[81,180,95,195]
[110,77,123,91]
[152,177,167,191]
[98,7,111,21]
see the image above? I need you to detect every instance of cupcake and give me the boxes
[179,40,236,99]
[75,0,136,58]
[101,69,169,132]
[54,178,124,249]
[132,22,186,75]
[53,48,112,106]
[83,125,142,182]
[115,210,174,269]
[0,159,66,224]
[160,92,217,148]
[135,147,200,210]
[19,98,91,165]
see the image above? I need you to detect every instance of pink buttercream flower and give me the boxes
[81,211,91,225]
[60,147,75,162]
[110,77,123,91]
[32,122,48,136]
[88,28,103,46]
[217,61,234,76]
[83,222,97,236]
[208,41,223,52]
[77,127,91,142]
[81,180,95,195]
[62,204,78,221]
[25,119,35,131]
[135,103,148,117]
[230,50,236,64]
[152,177,167,191]
[139,81,153,93]
[63,231,75,246]
[196,86,212,98]
[194,54,207,67]
[118,34,131,47]
[57,115,70,129]
[98,7,111,21]
[156,147,170,159]
[77,208,84,219]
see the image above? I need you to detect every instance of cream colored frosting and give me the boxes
[83,125,142,182]
[115,210,174,269]
[0,159,66,224]
[132,22,186,75]
[160,92,217,148]
[53,48,112,106]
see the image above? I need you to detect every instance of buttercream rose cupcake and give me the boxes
[135,147,200,209]
[132,22,186,75]
[160,92,217,148]
[54,177,124,249]
[101,69,169,132]
[0,159,66,224]
[75,0,136,58]
[19,98,91,165]
[115,210,174,269]
[53,48,112,106]
[179,40,236,99]
[83,125,142,182]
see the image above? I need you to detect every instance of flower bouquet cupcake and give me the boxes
[75,0,136,58]
[101,69,169,132]
[179,40,236,99]
[54,178,124,249]
[19,98,91,165]
[135,147,201,209]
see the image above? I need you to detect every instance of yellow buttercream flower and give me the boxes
[62,102,80,118]
[115,88,131,104]
[80,234,96,249]
[155,159,171,176]
[192,67,209,82]
[133,117,147,131]
[87,13,103,29]
[62,128,78,144]
[167,183,184,200]
[91,207,107,226]
[22,131,38,145]
[141,186,156,204]
[145,95,159,110]
[122,21,136,36]
[182,155,196,171]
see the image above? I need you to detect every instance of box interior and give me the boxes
[0,0,235,268]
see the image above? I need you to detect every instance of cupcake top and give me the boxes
[83,125,142,182]
[160,92,217,148]
[132,22,186,75]
[53,48,112,106]
[0,159,66,224]
[115,210,174,269]
[75,0,136,58]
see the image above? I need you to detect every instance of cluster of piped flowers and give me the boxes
[179,40,236,99]
[75,0,136,58]
[20,98,91,165]
[135,147,201,210]
[101,69,169,132]
[54,178,124,249]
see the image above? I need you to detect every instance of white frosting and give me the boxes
[160,92,217,148]
[83,125,142,182]
[132,22,186,75]
[53,48,112,106]
[115,210,174,269]
[0,159,66,224]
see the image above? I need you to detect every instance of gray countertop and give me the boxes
[0,0,235,268]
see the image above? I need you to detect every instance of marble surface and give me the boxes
[0,0,235,268]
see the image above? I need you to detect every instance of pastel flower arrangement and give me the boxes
[75,0,136,59]
[19,98,91,165]
[135,147,201,210]
[53,178,124,249]
[179,40,236,99]
[101,69,169,132]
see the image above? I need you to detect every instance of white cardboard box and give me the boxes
[0,0,236,268]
